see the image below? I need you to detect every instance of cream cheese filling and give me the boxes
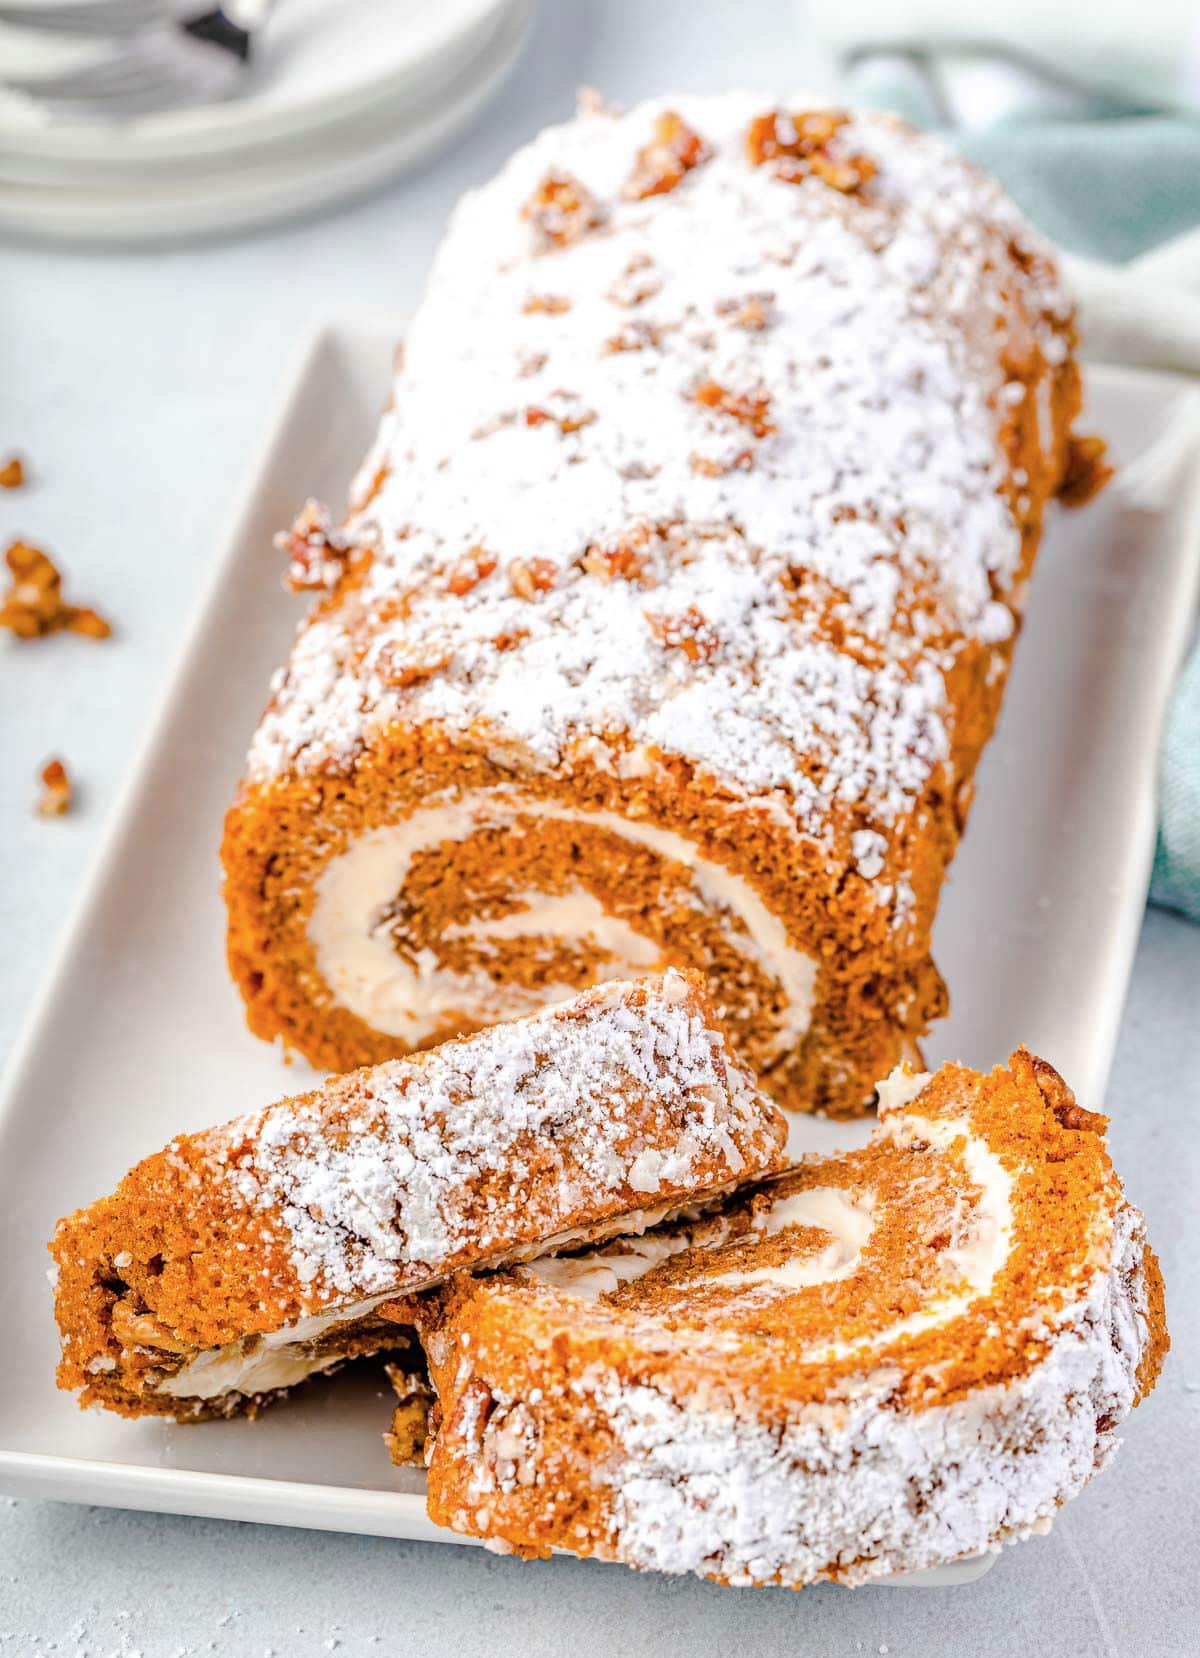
[156,1289,397,1401]
[524,1186,874,1303]
[697,1188,874,1293]
[309,792,817,1050]
[526,1230,694,1300]
[155,1203,692,1402]
[522,1115,1015,1361]
[803,1113,1015,1362]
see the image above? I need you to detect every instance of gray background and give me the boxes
[2,3,1197,1653]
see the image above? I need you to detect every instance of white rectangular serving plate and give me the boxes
[1,322,1198,1584]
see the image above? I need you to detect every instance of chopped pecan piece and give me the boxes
[1007,238,1039,276]
[482,1399,540,1488]
[624,110,711,200]
[522,171,605,251]
[446,546,497,596]
[715,293,774,330]
[492,627,529,653]
[645,605,718,662]
[0,455,24,489]
[692,380,774,438]
[35,757,72,817]
[747,108,846,165]
[110,1301,189,1354]
[689,449,754,477]
[1055,1099,1106,1134]
[509,558,557,600]
[1057,435,1113,508]
[276,500,353,593]
[375,643,452,688]
[809,152,877,194]
[68,608,110,639]
[607,257,662,308]
[746,108,875,194]
[581,536,650,583]
[604,319,660,354]
[447,1377,495,1444]
[525,399,596,435]
[522,293,572,315]
[0,541,111,640]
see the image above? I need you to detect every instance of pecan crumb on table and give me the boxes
[0,455,24,489]
[36,758,72,817]
[0,542,111,640]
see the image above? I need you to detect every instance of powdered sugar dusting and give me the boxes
[600,1201,1148,1585]
[599,1205,1138,1582]
[220,971,780,1306]
[435,1062,1159,1585]
[247,92,1072,837]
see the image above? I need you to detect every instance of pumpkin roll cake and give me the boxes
[49,972,786,1421]
[223,92,1097,1115]
[418,1051,1167,1585]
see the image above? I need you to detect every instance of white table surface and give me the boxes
[2,3,1197,1653]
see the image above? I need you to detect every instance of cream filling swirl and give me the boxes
[525,1112,1015,1362]
[308,792,817,1050]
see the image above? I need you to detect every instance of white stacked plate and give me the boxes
[0,0,534,242]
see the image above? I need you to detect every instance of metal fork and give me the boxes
[0,4,271,115]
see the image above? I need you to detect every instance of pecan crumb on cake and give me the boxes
[624,111,711,201]
[522,172,606,251]
[276,499,357,593]
[0,455,24,489]
[745,107,877,193]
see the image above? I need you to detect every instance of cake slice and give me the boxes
[50,971,786,1421]
[418,1050,1167,1586]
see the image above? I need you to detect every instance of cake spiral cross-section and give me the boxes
[223,91,1096,1115]
[418,1051,1167,1585]
[49,972,786,1420]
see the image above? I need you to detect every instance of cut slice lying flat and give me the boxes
[419,1050,1167,1587]
[50,970,786,1420]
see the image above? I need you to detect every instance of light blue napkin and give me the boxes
[833,31,1200,920]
